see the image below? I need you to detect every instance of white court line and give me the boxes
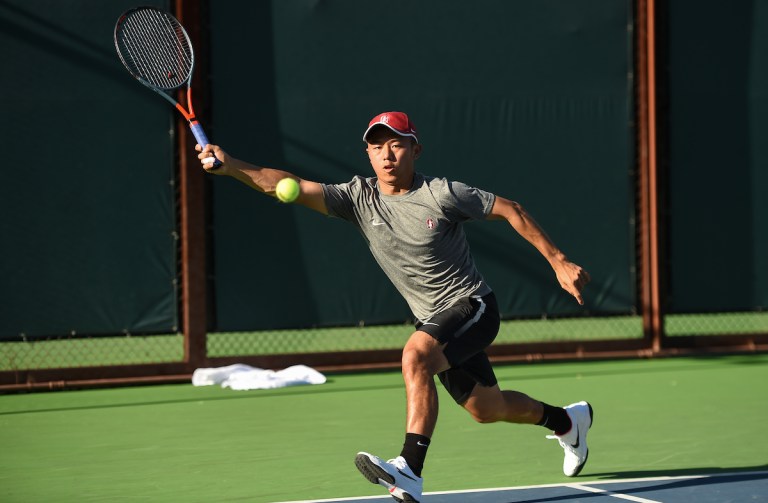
[566,483,661,503]
[274,470,768,503]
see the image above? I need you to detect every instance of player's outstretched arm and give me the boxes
[196,144,328,215]
[488,195,590,305]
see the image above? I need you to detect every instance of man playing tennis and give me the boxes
[197,112,592,503]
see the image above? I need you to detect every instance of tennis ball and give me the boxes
[275,177,300,203]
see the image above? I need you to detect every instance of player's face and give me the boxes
[365,129,422,195]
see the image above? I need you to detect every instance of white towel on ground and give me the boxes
[192,364,326,390]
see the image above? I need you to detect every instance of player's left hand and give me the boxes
[554,261,591,305]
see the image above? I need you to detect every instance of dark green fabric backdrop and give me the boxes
[666,0,768,312]
[209,0,636,330]
[3,0,764,339]
[0,0,177,339]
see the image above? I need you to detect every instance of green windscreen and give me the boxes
[209,0,635,331]
[665,0,768,313]
[0,0,178,339]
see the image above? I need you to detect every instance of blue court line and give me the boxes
[276,470,768,503]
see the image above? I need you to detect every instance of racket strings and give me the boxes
[116,8,193,90]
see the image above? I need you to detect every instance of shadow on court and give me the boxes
[589,464,768,480]
[503,472,768,503]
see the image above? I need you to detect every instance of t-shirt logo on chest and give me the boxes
[426,218,436,230]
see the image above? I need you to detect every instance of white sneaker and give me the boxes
[354,452,423,502]
[546,401,593,477]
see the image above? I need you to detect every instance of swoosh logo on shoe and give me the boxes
[571,429,580,449]
[397,469,417,482]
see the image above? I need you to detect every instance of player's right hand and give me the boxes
[195,143,227,173]
[554,260,591,306]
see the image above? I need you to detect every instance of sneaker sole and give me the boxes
[569,402,594,477]
[354,454,419,503]
[570,449,589,477]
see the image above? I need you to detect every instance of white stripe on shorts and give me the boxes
[453,295,486,338]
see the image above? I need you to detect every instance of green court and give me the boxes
[1,354,766,502]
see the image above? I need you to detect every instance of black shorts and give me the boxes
[415,292,501,404]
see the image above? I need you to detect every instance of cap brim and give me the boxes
[362,123,419,143]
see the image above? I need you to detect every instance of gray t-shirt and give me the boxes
[322,173,496,322]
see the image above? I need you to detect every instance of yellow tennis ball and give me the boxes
[275,178,300,203]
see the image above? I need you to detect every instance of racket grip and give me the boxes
[189,122,222,168]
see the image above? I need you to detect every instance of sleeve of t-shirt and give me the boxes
[321,175,365,222]
[439,179,496,222]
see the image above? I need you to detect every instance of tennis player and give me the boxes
[198,112,592,503]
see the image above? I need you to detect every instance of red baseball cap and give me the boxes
[362,111,419,143]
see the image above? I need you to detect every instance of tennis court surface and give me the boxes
[277,471,768,502]
[1,354,766,502]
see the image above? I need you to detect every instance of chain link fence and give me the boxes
[4,313,768,373]
[0,316,645,371]
[665,312,768,337]
[0,334,184,371]
[208,315,644,358]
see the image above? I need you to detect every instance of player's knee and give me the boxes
[401,346,429,374]
[401,337,444,376]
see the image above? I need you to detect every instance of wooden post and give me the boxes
[175,1,210,368]
[636,0,663,353]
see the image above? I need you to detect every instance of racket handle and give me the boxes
[189,121,222,169]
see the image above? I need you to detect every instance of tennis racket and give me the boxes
[114,6,221,168]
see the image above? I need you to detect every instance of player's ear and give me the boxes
[413,141,423,159]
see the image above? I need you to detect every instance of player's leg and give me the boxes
[461,382,544,424]
[355,331,448,503]
[355,293,496,502]
[400,294,499,474]
[457,372,593,477]
[400,330,450,437]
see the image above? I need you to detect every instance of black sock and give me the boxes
[536,402,572,435]
[399,433,430,477]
